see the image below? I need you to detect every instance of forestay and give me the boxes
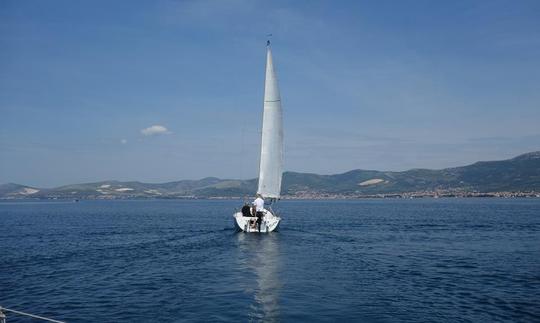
[257,43,283,199]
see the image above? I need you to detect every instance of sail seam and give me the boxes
[264,100,281,102]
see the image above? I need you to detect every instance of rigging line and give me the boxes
[1,307,66,323]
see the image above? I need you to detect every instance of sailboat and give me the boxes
[233,40,283,233]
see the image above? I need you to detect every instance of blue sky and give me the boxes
[1,0,539,187]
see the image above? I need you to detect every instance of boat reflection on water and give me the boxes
[235,233,282,322]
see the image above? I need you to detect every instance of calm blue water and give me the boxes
[1,199,539,322]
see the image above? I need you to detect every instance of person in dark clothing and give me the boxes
[241,203,257,229]
[241,204,252,217]
[255,211,263,232]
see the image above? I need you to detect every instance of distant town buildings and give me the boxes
[283,189,540,200]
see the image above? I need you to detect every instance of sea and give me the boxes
[0,198,539,322]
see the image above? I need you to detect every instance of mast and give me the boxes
[257,40,283,200]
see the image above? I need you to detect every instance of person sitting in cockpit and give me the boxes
[241,203,252,217]
[241,203,257,229]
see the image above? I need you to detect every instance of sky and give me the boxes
[1,0,539,187]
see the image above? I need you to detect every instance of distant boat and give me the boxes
[233,40,282,233]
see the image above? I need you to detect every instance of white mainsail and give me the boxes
[257,42,283,199]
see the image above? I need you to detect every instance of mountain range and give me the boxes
[1,151,539,199]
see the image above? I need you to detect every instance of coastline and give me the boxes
[1,190,539,201]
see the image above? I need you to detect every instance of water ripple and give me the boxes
[0,198,539,322]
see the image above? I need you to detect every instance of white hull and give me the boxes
[233,208,281,233]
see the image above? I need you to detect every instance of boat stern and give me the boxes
[233,209,280,233]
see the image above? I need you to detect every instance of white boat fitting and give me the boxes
[234,39,283,233]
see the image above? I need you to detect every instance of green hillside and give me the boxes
[1,151,539,199]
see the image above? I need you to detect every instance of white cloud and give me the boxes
[120,139,127,144]
[141,125,170,136]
